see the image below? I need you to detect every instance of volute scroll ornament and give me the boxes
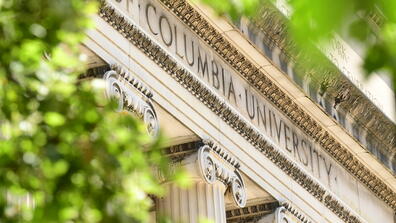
[104,67,159,136]
[198,145,216,184]
[197,144,247,208]
[275,207,292,223]
[231,171,247,208]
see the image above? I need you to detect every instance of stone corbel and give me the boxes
[103,65,159,135]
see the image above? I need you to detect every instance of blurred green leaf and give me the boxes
[0,0,178,222]
[44,112,65,127]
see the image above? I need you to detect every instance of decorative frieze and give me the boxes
[97,2,394,222]
[144,0,396,210]
[248,4,395,156]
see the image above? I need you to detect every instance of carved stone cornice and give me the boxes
[98,2,395,221]
[226,201,279,223]
[144,0,396,210]
[103,66,159,135]
[250,4,395,154]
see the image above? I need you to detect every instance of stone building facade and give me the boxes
[82,0,396,222]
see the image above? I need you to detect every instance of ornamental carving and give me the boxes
[198,145,217,184]
[231,173,247,208]
[275,207,293,223]
[198,144,247,208]
[98,1,396,221]
[281,202,312,223]
[226,201,279,222]
[150,0,396,210]
[104,66,159,135]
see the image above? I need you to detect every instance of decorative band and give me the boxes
[99,2,379,222]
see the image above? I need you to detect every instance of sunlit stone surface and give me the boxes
[82,0,396,222]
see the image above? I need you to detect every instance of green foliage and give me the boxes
[0,0,171,222]
[196,0,263,21]
[198,0,396,91]
[287,0,396,89]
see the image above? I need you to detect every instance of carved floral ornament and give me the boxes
[98,2,393,221]
[103,66,159,136]
[198,144,247,208]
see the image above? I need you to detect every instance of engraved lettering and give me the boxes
[145,3,158,35]
[323,157,333,185]
[211,60,220,89]
[183,33,194,66]
[292,132,301,162]
[198,48,209,81]
[228,77,237,104]
[300,139,309,166]
[221,66,225,96]
[159,15,172,46]
[284,124,291,152]
[274,113,283,143]
[245,89,255,120]
[174,25,183,59]
[256,100,267,131]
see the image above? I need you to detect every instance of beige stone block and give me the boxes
[294,97,336,127]
[276,77,308,99]
[334,169,360,212]
[190,2,234,33]
[223,30,272,68]
[327,125,365,154]
[386,177,396,190]
[260,63,285,80]
[357,182,394,223]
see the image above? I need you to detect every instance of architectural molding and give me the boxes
[131,0,396,210]
[97,2,393,222]
[226,202,312,223]
[198,144,247,207]
[249,4,395,154]
[281,202,313,223]
[165,141,203,162]
[103,66,159,135]
[226,201,279,222]
[275,207,294,223]
[202,137,241,169]
[164,140,247,208]
[156,140,247,222]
